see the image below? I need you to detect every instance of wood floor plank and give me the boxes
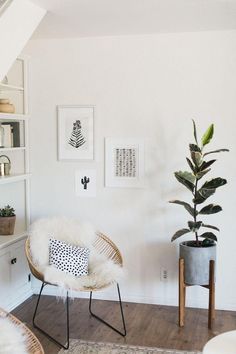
[12,295,236,354]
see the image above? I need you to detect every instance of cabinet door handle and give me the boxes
[11,258,17,265]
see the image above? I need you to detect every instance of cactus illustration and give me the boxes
[81,176,90,190]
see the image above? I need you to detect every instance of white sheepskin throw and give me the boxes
[0,317,28,354]
[30,217,124,292]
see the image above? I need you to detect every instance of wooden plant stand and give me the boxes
[179,258,215,329]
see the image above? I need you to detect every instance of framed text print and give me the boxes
[105,138,145,188]
[58,105,94,160]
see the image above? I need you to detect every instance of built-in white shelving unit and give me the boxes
[0,113,28,121]
[0,56,32,310]
[0,147,26,152]
[0,57,30,227]
[0,173,31,185]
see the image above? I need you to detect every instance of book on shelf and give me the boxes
[2,124,11,147]
[1,122,20,147]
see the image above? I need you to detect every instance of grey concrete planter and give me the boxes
[179,241,216,285]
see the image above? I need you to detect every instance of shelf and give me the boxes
[0,173,31,185]
[0,147,26,152]
[0,232,28,250]
[0,113,28,121]
[0,83,24,92]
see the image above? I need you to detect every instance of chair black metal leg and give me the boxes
[33,282,70,350]
[89,283,126,337]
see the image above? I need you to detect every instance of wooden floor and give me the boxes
[12,295,236,354]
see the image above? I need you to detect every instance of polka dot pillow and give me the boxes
[49,238,90,277]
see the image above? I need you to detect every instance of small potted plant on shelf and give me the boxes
[0,205,16,236]
[170,120,229,285]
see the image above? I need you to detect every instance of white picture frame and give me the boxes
[105,138,145,188]
[75,169,97,198]
[57,105,94,160]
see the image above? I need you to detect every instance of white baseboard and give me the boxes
[7,289,33,312]
[31,285,236,312]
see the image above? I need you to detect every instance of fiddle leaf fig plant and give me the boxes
[170,120,229,246]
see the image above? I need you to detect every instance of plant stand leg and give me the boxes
[179,258,186,327]
[208,260,215,329]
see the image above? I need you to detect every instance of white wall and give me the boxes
[23,30,236,310]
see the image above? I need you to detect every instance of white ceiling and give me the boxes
[31,0,236,39]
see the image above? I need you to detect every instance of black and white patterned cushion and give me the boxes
[49,238,90,277]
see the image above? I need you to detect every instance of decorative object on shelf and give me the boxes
[169,120,229,328]
[0,123,4,148]
[58,105,94,160]
[1,123,11,147]
[2,121,20,147]
[75,169,96,198]
[0,205,16,235]
[0,98,15,113]
[0,155,11,176]
[105,138,145,188]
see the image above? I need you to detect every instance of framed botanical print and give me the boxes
[57,105,94,160]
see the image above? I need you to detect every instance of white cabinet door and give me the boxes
[11,239,30,291]
[0,238,32,311]
[0,247,11,309]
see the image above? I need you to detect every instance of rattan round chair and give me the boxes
[0,308,44,354]
[25,232,126,349]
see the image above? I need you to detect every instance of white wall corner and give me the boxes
[0,0,46,81]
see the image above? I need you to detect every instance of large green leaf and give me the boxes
[192,119,199,146]
[200,159,216,171]
[193,188,215,204]
[204,148,229,157]
[189,143,201,152]
[171,228,191,242]
[199,187,215,197]
[174,171,195,192]
[202,177,227,190]
[169,200,195,216]
[196,168,211,180]
[199,204,222,214]
[199,232,217,242]
[202,223,220,232]
[191,151,202,167]
[188,221,202,231]
[178,171,195,183]
[201,124,214,147]
[186,158,195,173]
[202,238,215,246]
